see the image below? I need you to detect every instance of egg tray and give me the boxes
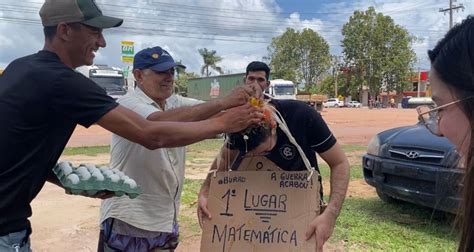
[53,162,141,199]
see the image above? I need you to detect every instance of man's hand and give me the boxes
[222,84,263,109]
[197,186,212,228]
[216,103,263,133]
[75,190,116,199]
[305,210,337,252]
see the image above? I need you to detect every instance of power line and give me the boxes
[0,4,450,34]
[439,0,465,28]
[0,1,445,28]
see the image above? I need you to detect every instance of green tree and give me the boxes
[174,71,200,96]
[267,28,331,89]
[198,48,224,77]
[341,7,416,99]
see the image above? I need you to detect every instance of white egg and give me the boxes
[103,170,114,177]
[92,170,104,181]
[76,166,88,174]
[58,162,73,176]
[116,170,125,175]
[66,174,80,184]
[77,169,91,180]
[124,178,137,189]
[109,174,120,182]
[84,164,97,173]
[91,167,101,174]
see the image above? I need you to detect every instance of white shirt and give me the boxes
[100,87,202,232]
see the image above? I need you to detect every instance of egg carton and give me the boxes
[53,162,141,199]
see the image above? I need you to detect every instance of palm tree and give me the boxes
[198,48,224,77]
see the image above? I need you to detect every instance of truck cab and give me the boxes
[76,65,127,100]
[264,79,296,100]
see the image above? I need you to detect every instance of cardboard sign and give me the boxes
[200,170,320,252]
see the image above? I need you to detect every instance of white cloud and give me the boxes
[0,0,472,74]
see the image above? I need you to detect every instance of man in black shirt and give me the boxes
[197,61,350,251]
[0,1,262,250]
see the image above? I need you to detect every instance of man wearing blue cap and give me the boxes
[98,46,257,252]
[0,1,262,250]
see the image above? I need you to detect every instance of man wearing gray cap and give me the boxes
[0,1,262,251]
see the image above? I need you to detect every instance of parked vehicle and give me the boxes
[187,74,298,102]
[76,65,127,99]
[323,98,344,108]
[363,122,462,213]
[295,92,327,111]
[265,79,297,100]
[407,97,434,108]
[347,101,361,108]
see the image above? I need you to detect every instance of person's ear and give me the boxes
[56,23,70,41]
[133,69,143,85]
[262,80,270,90]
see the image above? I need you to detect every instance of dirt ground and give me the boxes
[30,107,419,251]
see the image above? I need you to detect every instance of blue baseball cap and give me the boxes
[133,46,186,71]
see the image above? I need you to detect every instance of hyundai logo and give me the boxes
[405,151,420,159]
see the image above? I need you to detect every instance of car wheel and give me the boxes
[376,188,399,203]
[335,104,339,108]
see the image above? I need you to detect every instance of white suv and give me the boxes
[347,101,361,108]
[323,98,344,108]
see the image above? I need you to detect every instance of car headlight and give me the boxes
[367,136,381,156]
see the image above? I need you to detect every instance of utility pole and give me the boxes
[333,56,340,98]
[439,0,465,29]
[417,63,421,98]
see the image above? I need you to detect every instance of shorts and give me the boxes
[98,218,179,252]
[0,229,31,252]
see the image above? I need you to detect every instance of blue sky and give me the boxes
[0,0,472,74]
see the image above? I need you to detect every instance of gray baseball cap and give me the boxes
[39,0,123,28]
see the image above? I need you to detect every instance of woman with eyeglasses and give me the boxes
[416,16,474,251]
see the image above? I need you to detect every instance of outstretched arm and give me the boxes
[147,85,260,122]
[305,142,349,252]
[97,104,262,149]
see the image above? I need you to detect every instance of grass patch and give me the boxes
[341,144,367,152]
[333,197,458,251]
[178,214,202,237]
[179,179,204,237]
[61,145,109,156]
[178,179,458,250]
[319,164,363,180]
[181,179,203,206]
[186,139,224,161]
[187,139,225,153]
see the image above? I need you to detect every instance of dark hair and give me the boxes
[43,22,82,41]
[428,16,474,252]
[43,25,58,40]
[226,126,272,153]
[246,61,270,81]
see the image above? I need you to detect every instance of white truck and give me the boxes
[76,65,127,99]
[264,79,297,100]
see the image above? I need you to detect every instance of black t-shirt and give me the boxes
[0,51,118,235]
[228,99,337,195]
[266,99,336,170]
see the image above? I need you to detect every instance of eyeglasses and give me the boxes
[417,96,474,136]
[153,68,175,76]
